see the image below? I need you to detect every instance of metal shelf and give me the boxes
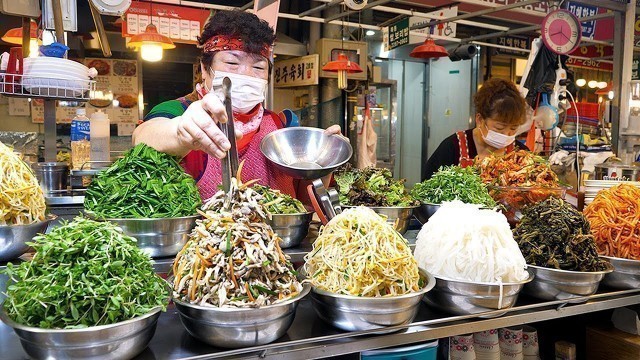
[2,289,639,360]
[2,227,639,359]
[1,73,96,101]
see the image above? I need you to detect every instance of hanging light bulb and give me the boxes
[322,53,363,90]
[597,81,608,89]
[588,80,598,88]
[575,78,586,87]
[608,91,614,100]
[28,38,39,57]
[140,43,164,62]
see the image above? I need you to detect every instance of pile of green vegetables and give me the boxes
[411,166,496,207]
[253,185,307,214]
[84,143,201,218]
[513,197,609,272]
[2,217,168,329]
[335,165,417,207]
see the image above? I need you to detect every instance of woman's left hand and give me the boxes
[324,125,342,137]
[324,125,350,143]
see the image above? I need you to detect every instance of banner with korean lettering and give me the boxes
[122,1,210,45]
[567,1,598,39]
[496,35,531,56]
[570,43,613,58]
[384,18,409,51]
[565,58,613,72]
[274,55,319,88]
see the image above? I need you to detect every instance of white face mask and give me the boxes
[206,70,267,114]
[481,123,516,149]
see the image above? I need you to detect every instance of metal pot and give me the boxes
[0,305,162,360]
[594,163,640,182]
[32,162,69,193]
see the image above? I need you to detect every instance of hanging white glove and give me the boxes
[549,150,569,165]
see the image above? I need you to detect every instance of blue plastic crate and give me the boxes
[360,341,438,360]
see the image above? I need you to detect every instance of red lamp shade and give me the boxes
[322,53,363,73]
[128,24,175,50]
[322,53,363,90]
[410,38,449,59]
[1,21,39,45]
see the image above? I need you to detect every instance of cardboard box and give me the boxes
[586,325,640,360]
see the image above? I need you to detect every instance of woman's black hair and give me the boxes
[198,10,276,72]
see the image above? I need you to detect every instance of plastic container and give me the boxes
[70,108,90,170]
[90,110,110,163]
[360,341,438,360]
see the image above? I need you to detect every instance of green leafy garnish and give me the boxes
[253,185,306,214]
[84,143,201,218]
[2,217,169,329]
[335,165,418,207]
[411,165,496,207]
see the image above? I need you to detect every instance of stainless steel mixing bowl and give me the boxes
[523,264,614,301]
[422,270,534,317]
[600,256,640,289]
[0,305,162,360]
[268,212,313,248]
[260,127,353,179]
[414,203,440,224]
[343,205,417,235]
[173,284,310,348]
[88,213,199,258]
[308,268,435,332]
[0,214,56,262]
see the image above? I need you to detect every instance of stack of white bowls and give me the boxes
[22,57,95,97]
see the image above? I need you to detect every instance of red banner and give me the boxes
[122,1,210,45]
[570,44,613,58]
[566,57,613,72]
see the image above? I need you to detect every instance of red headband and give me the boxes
[202,35,273,60]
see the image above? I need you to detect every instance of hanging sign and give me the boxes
[122,1,210,45]
[570,44,613,58]
[274,54,319,88]
[567,1,598,39]
[409,6,458,43]
[495,35,531,56]
[465,0,547,13]
[565,58,613,72]
[384,18,410,51]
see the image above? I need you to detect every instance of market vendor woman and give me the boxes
[133,10,340,200]
[422,78,528,180]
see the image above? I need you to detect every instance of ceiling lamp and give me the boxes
[597,81,608,89]
[128,24,175,62]
[322,53,363,90]
[2,21,41,57]
[1,21,39,45]
[587,80,598,89]
[575,78,586,87]
[410,38,449,59]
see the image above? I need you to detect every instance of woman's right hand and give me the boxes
[176,93,237,159]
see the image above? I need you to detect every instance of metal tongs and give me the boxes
[219,77,239,193]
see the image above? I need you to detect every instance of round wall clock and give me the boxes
[541,9,582,55]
